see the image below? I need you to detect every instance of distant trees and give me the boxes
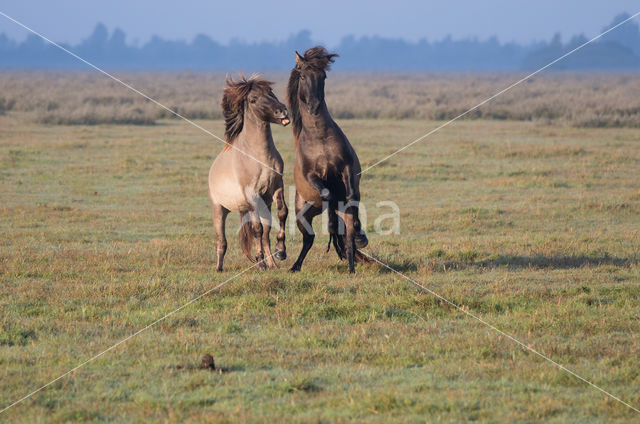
[601,13,640,55]
[520,14,640,71]
[1,13,639,70]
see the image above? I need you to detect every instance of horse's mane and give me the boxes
[300,46,338,72]
[221,74,273,148]
[287,46,338,139]
[287,69,302,139]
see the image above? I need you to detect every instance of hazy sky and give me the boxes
[0,0,638,46]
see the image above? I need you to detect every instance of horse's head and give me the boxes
[222,75,289,143]
[289,46,338,115]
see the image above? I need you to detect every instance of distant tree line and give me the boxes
[1,13,639,70]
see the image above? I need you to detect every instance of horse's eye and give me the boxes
[249,98,257,104]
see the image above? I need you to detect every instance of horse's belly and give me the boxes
[209,175,246,211]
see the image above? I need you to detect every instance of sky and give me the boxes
[0,0,638,46]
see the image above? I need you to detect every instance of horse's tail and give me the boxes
[326,203,373,264]
[326,203,346,259]
[239,219,255,263]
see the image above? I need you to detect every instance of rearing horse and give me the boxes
[287,46,369,273]
[208,75,289,271]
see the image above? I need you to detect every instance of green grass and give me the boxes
[1,114,639,422]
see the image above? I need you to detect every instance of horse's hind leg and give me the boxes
[290,192,321,272]
[341,165,368,249]
[343,207,357,273]
[212,203,229,272]
[259,201,278,269]
[245,210,266,270]
[327,202,345,259]
[273,187,288,261]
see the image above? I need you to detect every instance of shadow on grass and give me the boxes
[170,363,246,373]
[474,254,635,270]
[371,253,636,274]
[216,364,246,372]
[369,258,419,274]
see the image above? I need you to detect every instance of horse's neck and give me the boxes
[237,119,276,155]
[300,103,333,131]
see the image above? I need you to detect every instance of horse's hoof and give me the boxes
[216,267,223,272]
[289,266,300,273]
[355,233,368,249]
[274,250,287,261]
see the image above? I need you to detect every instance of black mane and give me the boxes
[287,68,303,139]
[300,46,338,72]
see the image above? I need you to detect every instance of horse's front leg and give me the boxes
[306,173,331,202]
[273,186,288,261]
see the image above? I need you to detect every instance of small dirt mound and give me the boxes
[199,354,215,370]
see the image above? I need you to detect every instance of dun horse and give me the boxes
[287,47,369,273]
[208,76,289,271]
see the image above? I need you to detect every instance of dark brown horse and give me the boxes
[208,75,289,271]
[287,46,369,273]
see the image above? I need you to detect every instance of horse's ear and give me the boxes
[295,51,304,65]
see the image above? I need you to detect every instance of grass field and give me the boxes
[1,97,640,421]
